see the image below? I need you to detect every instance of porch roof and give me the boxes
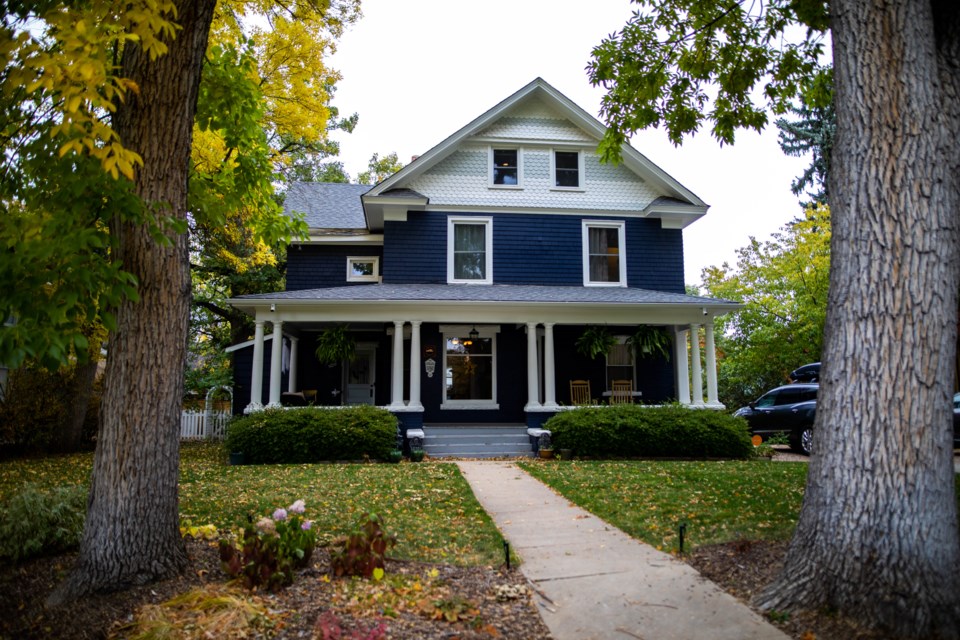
[228,284,741,327]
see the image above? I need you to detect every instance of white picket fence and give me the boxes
[180,410,230,440]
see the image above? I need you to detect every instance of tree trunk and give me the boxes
[48,0,217,604]
[756,1,960,637]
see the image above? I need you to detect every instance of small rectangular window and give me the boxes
[346,256,379,282]
[554,151,580,187]
[492,149,519,186]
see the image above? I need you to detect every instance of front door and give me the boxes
[345,347,376,405]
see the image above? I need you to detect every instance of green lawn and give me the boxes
[519,459,810,552]
[5,446,956,563]
[0,442,506,566]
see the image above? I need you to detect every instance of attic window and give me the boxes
[553,150,582,188]
[490,148,521,187]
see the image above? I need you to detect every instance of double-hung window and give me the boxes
[552,150,583,189]
[582,220,627,286]
[490,148,521,187]
[448,216,493,284]
[606,338,635,388]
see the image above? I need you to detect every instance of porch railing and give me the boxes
[180,409,230,440]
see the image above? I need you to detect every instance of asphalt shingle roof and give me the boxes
[284,182,370,229]
[234,283,736,307]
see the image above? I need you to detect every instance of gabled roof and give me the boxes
[361,77,707,229]
[284,182,370,230]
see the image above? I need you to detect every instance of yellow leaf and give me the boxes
[372,567,384,582]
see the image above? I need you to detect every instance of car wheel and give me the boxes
[790,427,813,455]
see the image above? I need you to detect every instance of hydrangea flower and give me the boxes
[255,517,276,535]
[273,508,288,521]
[288,499,306,514]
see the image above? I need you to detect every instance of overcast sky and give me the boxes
[326,0,812,286]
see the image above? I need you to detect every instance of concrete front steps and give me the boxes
[422,424,534,459]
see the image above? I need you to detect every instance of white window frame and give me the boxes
[582,220,627,287]
[488,147,523,189]
[447,216,493,284]
[550,149,585,191]
[439,324,500,410]
[346,256,380,282]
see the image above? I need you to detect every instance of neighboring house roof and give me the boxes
[228,284,741,325]
[284,182,370,230]
[361,77,708,230]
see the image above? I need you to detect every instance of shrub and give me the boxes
[331,512,396,579]
[0,483,87,562]
[224,405,397,464]
[544,405,753,459]
[219,499,317,591]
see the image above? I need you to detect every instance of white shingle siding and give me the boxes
[408,145,661,211]
[476,98,595,143]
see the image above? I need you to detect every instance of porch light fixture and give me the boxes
[469,326,479,341]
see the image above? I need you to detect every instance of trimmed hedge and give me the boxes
[544,405,753,459]
[224,406,398,464]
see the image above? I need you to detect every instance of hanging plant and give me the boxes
[575,325,617,360]
[315,325,357,365]
[627,325,672,361]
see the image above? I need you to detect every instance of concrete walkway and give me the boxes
[456,461,789,640]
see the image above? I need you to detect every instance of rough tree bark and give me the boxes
[756,1,960,637]
[48,0,218,604]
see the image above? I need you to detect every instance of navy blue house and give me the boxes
[227,78,738,449]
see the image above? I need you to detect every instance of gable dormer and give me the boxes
[361,78,707,231]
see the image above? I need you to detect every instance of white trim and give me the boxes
[298,234,384,245]
[549,148,585,191]
[226,333,274,353]
[441,325,499,407]
[346,256,380,283]
[447,216,494,284]
[582,219,627,287]
[487,146,523,189]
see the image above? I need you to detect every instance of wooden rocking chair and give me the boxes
[569,379,592,405]
[610,379,634,405]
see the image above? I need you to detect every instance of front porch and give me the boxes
[227,284,739,450]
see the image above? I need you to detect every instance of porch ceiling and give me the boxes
[228,283,740,327]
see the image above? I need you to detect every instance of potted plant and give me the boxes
[575,325,617,360]
[409,448,425,462]
[315,325,356,366]
[538,446,554,459]
[627,325,672,361]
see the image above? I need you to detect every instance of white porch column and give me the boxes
[390,321,405,408]
[704,321,722,407]
[268,320,284,407]
[288,336,298,393]
[525,322,541,410]
[543,323,558,409]
[689,323,704,405]
[674,328,691,405]
[409,321,423,411]
[246,320,266,412]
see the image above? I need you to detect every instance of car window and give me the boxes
[800,388,818,402]
[755,391,777,408]
[775,388,802,406]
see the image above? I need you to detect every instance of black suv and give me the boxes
[734,383,818,455]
